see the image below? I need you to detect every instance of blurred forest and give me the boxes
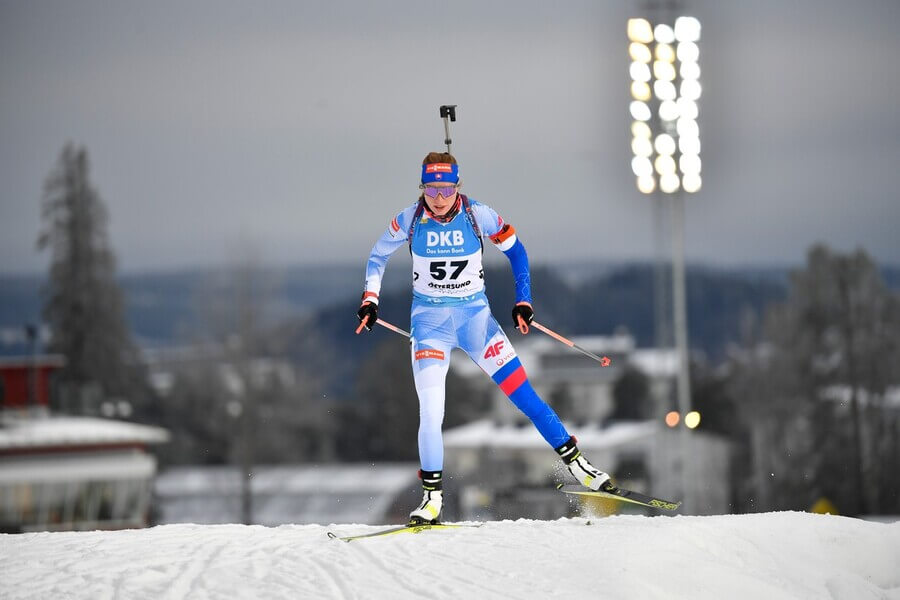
[12,145,900,516]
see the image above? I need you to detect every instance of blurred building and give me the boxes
[0,354,170,533]
[0,354,65,410]
[444,419,729,519]
[0,412,170,533]
[154,463,418,526]
[443,333,732,519]
[144,344,337,464]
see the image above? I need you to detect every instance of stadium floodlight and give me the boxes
[682,173,702,194]
[637,175,656,194]
[654,24,676,44]
[680,79,702,101]
[655,43,676,63]
[659,100,679,122]
[632,136,653,157]
[674,16,701,42]
[654,154,676,176]
[679,135,701,155]
[654,80,677,101]
[631,81,652,102]
[632,156,653,177]
[680,61,700,80]
[660,172,680,193]
[676,97,699,120]
[679,153,701,175]
[627,15,702,513]
[630,61,652,82]
[676,41,700,63]
[630,101,652,121]
[654,133,676,156]
[627,18,654,43]
[653,60,677,81]
[627,15,702,195]
[629,42,652,63]
[676,117,699,138]
[631,121,652,138]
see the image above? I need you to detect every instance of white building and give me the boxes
[0,411,170,533]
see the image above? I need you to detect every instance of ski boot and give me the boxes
[555,436,616,492]
[408,470,443,525]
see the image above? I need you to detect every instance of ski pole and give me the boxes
[518,317,612,367]
[356,317,411,338]
[439,105,457,154]
[366,314,608,367]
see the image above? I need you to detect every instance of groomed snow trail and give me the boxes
[2,512,899,599]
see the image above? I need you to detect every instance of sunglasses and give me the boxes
[421,185,458,199]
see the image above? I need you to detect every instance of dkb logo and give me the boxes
[426,231,464,247]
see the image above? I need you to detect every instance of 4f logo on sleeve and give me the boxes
[483,340,505,359]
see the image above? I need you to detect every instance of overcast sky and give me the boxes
[1,0,898,274]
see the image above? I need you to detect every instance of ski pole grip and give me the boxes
[517,315,530,335]
[532,321,570,345]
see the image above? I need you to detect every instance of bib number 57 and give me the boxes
[430,260,468,280]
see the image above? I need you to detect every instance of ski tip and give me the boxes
[649,499,682,511]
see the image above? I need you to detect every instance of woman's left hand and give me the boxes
[511,302,534,334]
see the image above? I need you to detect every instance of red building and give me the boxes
[0,354,65,409]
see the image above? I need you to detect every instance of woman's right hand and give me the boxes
[357,302,378,331]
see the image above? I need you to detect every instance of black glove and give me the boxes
[357,302,378,331]
[511,302,534,333]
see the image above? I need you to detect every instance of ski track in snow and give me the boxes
[2,513,900,600]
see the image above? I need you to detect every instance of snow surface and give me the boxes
[2,512,899,599]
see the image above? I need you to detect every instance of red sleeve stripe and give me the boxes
[390,217,400,232]
[362,291,379,301]
[489,224,516,244]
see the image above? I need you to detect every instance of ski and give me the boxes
[556,483,681,511]
[327,522,482,542]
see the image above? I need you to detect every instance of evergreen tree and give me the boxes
[36,144,144,415]
[730,245,900,515]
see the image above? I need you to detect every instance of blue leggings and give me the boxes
[410,297,570,471]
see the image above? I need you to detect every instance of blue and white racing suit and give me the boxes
[363,197,570,472]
